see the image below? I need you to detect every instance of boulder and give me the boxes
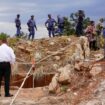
[49,73,59,93]
[90,64,103,76]
[58,64,73,84]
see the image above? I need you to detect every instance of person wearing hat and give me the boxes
[15,14,21,37]
[45,14,57,37]
[0,34,15,97]
[27,15,37,40]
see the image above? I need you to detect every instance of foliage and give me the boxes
[0,33,9,40]
[61,85,68,92]
[63,17,75,36]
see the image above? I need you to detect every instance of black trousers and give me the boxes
[89,40,97,50]
[0,62,11,95]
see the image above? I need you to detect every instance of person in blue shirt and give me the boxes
[103,27,105,59]
[27,15,37,40]
[57,15,64,35]
[15,14,21,37]
[45,14,56,37]
[103,27,105,38]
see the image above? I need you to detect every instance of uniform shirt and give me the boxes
[45,18,56,28]
[58,17,64,24]
[103,29,105,38]
[0,44,15,64]
[15,18,21,28]
[27,19,36,28]
[57,17,64,28]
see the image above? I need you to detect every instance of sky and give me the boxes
[0,0,105,39]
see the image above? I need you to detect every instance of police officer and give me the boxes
[27,15,37,40]
[45,14,56,37]
[57,15,64,35]
[15,14,21,37]
[0,34,15,97]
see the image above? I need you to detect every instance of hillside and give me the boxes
[0,36,105,105]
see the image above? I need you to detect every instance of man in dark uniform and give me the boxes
[75,10,85,37]
[45,14,56,37]
[15,14,21,37]
[27,15,37,40]
[0,34,15,97]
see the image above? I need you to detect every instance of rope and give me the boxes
[9,38,93,105]
[9,41,73,105]
[10,66,33,105]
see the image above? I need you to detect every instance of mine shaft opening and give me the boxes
[10,74,54,88]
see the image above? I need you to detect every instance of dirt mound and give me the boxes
[0,36,105,105]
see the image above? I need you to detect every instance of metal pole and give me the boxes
[33,74,34,88]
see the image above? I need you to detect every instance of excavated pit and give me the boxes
[10,74,54,88]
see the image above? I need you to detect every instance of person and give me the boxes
[45,14,56,37]
[57,15,64,35]
[0,34,15,97]
[27,15,37,40]
[102,27,105,59]
[15,14,21,37]
[75,10,84,37]
[85,21,97,50]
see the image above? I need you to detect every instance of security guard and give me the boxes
[15,14,21,37]
[0,34,15,97]
[27,15,37,40]
[45,14,56,37]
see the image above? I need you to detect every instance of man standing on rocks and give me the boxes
[45,14,56,37]
[27,15,37,40]
[0,34,15,97]
[15,14,21,37]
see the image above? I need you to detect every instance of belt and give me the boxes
[0,62,10,64]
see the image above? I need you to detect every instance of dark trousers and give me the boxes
[89,40,97,50]
[28,28,35,40]
[48,27,55,37]
[76,23,83,37]
[0,62,11,96]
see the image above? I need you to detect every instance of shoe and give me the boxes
[5,94,13,97]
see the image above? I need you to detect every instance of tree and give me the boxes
[63,17,75,36]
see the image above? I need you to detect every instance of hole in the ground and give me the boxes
[10,74,54,88]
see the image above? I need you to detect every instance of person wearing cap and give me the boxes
[15,14,21,37]
[0,34,15,97]
[45,14,56,37]
[27,15,37,40]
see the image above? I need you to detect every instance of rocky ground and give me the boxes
[0,35,105,105]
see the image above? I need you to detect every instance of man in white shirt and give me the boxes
[0,34,15,97]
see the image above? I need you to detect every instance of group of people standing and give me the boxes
[15,14,37,40]
[15,14,64,40]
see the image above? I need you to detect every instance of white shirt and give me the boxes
[0,43,15,64]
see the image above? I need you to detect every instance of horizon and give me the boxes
[0,0,105,38]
